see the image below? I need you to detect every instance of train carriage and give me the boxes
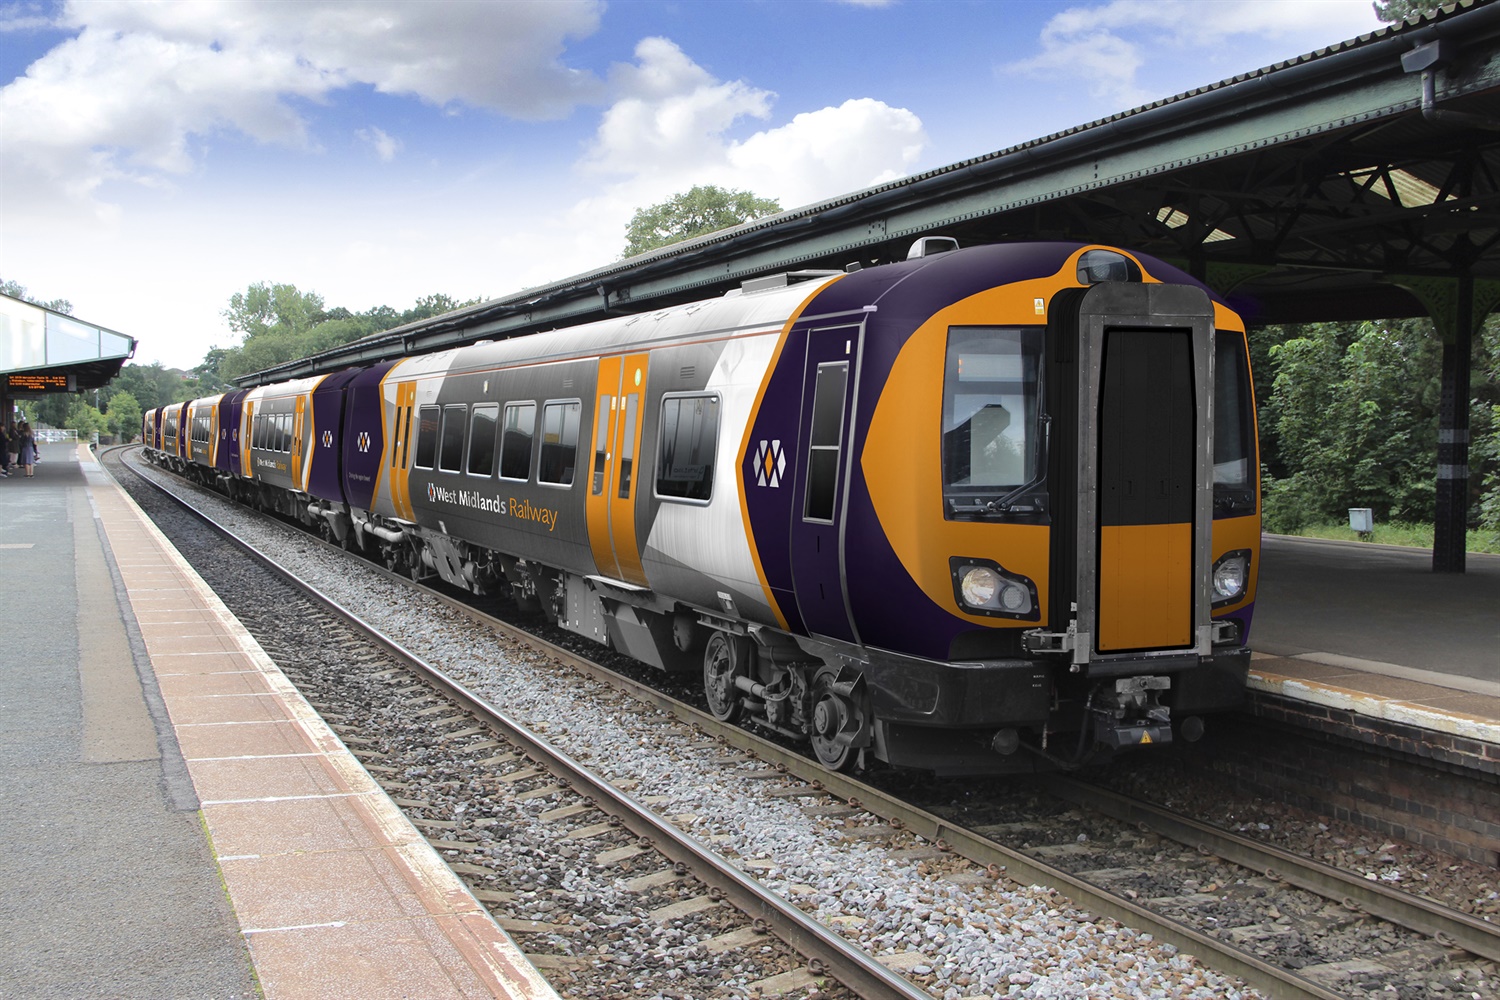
[148,240,1260,776]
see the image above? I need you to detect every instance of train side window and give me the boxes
[281,413,292,453]
[1213,331,1257,517]
[656,394,719,504]
[538,400,581,486]
[804,363,848,521]
[467,403,498,477]
[617,395,638,499]
[500,402,536,481]
[413,405,440,469]
[438,404,466,473]
[592,396,612,495]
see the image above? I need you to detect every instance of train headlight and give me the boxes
[951,559,1039,620]
[960,567,1000,606]
[1211,550,1252,606]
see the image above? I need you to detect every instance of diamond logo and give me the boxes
[752,439,785,488]
[357,431,371,453]
[322,430,333,448]
[427,482,437,503]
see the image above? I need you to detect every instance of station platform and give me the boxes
[0,442,559,1000]
[1249,534,1500,766]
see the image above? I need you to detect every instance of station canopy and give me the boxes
[0,293,136,396]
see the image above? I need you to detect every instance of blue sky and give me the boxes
[0,0,1386,371]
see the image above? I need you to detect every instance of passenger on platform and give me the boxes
[0,424,9,477]
[2,423,14,476]
[14,422,36,478]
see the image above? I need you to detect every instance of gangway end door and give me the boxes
[586,353,650,588]
[1071,283,1215,658]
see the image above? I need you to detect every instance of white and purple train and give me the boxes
[143,241,1261,774]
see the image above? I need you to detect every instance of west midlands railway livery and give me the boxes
[144,241,1260,775]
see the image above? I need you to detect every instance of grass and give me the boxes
[1276,519,1500,554]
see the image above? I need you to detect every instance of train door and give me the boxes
[387,380,417,520]
[292,395,307,490]
[789,324,860,642]
[585,353,650,587]
[1048,282,1216,661]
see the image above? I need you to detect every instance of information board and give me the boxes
[6,373,76,393]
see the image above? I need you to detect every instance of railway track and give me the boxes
[113,446,1500,999]
[109,446,924,1000]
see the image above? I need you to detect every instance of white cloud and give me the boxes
[0,0,604,212]
[1006,0,1382,106]
[584,37,776,177]
[357,126,402,162]
[726,99,926,207]
[582,37,927,227]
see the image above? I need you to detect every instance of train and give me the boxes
[142,240,1260,776]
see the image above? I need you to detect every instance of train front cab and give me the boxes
[857,246,1258,775]
[1018,273,1258,760]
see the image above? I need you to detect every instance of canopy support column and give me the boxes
[1433,276,1473,574]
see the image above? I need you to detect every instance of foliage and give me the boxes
[1372,0,1451,24]
[63,397,108,439]
[1257,320,1444,532]
[623,185,782,258]
[1253,316,1499,541]
[211,284,481,383]
[103,391,143,442]
[110,363,197,412]
[0,277,72,314]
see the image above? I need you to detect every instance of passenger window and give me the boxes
[414,405,440,469]
[617,395,638,499]
[592,396,613,495]
[467,404,498,477]
[282,413,292,453]
[438,404,466,473]
[804,364,848,521]
[500,402,536,481]
[538,400,581,486]
[656,395,719,503]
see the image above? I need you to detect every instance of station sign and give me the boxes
[5,373,76,393]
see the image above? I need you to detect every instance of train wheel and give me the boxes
[809,666,864,771]
[702,632,744,722]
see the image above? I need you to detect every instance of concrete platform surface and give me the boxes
[1250,534,1500,744]
[0,443,560,1000]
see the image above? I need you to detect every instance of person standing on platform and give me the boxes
[4,422,15,474]
[0,424,9,477]
[14,422,36,478]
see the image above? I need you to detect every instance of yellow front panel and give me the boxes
[1098,522,1192,651]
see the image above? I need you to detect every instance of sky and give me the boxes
[0,0,1389,372]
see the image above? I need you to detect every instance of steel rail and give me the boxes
[1045,775,1500,964]
[114,449,933,1000]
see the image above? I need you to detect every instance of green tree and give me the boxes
[62,397,108,440]
[0,277,72,314]
[109,363,194,412]
[1260,320,1444,531]
[103,390,143,442]
[623,185,782,258]
[1373,1,1450,24]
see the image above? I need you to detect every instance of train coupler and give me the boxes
[1091,675,1173,749]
